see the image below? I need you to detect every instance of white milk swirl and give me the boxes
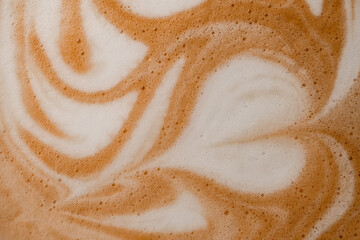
[0,0,360,239]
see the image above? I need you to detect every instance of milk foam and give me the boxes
[305,134,355,240]
[0,0,359,239]
[26,68,138,158]
[156,56,307,193]
[66,58,185,197]
[318,0,360,117]
[305,0,324,16]
[31,0,148,92]
[86,191,206,233]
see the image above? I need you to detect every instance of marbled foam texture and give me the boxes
[0,0,360,239]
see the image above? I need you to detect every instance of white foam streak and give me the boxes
[155,56,307,193]
[66,58,185,197]
[0,1,35,147]
[31,0,148,92]
[161,137,305,193]
[305,0,324,16]
[0,1,85,182]
[305,134,355,240]
[184,56,307,144]
[25,63,137,158]
[0,1,19,124]
[317,0,360,117]
[0,3,82,184]
[119,0,205,18]
[104,58,185,173]
[1,0,139,159]
[100,192,206,233]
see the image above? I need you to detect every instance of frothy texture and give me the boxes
[0,0,360,239]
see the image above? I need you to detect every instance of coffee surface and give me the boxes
[0,0,360,239]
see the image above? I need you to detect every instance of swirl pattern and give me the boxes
[0,0,360,239]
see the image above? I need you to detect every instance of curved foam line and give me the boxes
[316,0,360,118]
[31,0,148,92]
[66,191,207,233]
[305,133,355,240]
[65,58,185,198]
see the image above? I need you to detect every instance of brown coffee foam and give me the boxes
[59,0,92,73]
[1,0,360,239]
[14,5,65,137]
[23,6,343,177]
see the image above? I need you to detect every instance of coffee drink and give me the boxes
[0,0,359,239]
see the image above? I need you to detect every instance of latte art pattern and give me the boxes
[0,0,360,239]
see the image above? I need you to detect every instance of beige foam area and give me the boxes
[0,0,360,239]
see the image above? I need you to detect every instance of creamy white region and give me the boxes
[25,62,137,158]
[76,191,207,233]
[318,0,360,118]
[0,0,359,239]
[155,55,308,193]
[305,134,355,240]
[305,0,324,16]
[0,0,139,160]
[29,0,148,92]
[66,58,186,197]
